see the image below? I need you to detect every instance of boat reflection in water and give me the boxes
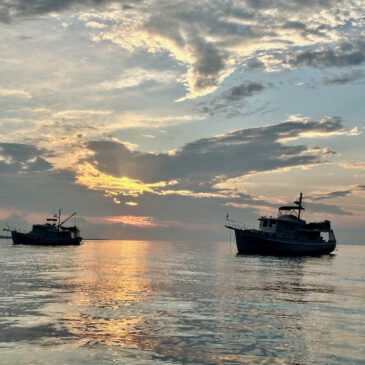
[0,240,364,364]
[226,193,336,255]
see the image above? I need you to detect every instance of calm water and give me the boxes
[0,240,364,365]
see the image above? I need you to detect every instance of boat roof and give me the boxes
[279,205,304,211]
[277,214,305,223]
[260,214,305,223]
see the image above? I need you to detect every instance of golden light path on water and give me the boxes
[0,240,364,364]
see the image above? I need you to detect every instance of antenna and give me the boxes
[294,193,304,219]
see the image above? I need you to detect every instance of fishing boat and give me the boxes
[225,193,336,255]
[3,210,82,246]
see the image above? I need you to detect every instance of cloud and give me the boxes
[81,0,364,98]
[2,1,364,99]
[75,162,174,198]
[77,116,351,199]
[276,115,360,140]
[310,189,353,201]
[197,81,266,115]
[0,108,203,170]
[323,70,365,85]
[85,21,106,29]
[0,143,53,173]
[95,67,177,91]
[305,202,353,216]
[310,185,365,201]
[0,0,114,20]
[340,162,365,170]
[285,39,365,70]
[0,89,31,98]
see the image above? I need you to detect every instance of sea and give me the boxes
[0,239,364,365]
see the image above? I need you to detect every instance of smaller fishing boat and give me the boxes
[225,193,336,255]
[3,210,82,246]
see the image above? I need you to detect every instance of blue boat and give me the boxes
[4,210,82,246]
[225,193,336,255]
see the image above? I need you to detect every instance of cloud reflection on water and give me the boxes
[0,241,364,364]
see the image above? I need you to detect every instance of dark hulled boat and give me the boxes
[4,210,82,246]
[225,193,336,255]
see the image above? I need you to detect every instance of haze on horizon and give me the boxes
[0,0,364,244]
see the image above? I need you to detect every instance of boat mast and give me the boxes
[296,193,303,219]
[58,209,62,227]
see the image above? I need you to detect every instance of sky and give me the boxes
[0,0,364,243]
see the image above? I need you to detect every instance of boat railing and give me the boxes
[2,224,27,234]
[225,218,256,231]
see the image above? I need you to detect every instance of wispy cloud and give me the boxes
[309,185,365,201]
[0,89,31,98]
[197,81,266,116]
[323,70,365,85]
[95,67,177,91]
[284,39,365,70]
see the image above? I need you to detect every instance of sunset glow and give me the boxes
[0,0,364,242]
[75,162,169,198]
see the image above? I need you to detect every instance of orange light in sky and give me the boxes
[75,162,168,197]
[106,215,157,227]
[85,215,159,227]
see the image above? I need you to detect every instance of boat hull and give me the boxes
[234,229,336,255]
[11,231,82,246]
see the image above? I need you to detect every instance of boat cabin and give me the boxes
[257,193,334,242]
[258,217,277,233]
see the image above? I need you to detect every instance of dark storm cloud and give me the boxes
[197,81,266,116]
[0,143,53,173]
[85,117,344,191]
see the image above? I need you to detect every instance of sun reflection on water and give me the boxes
[1,241,364,364]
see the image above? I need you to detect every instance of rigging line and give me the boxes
[229,227,232,256]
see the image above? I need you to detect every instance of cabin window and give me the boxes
[263,221,268,227]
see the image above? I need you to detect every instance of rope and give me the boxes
[229,227,232,256]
